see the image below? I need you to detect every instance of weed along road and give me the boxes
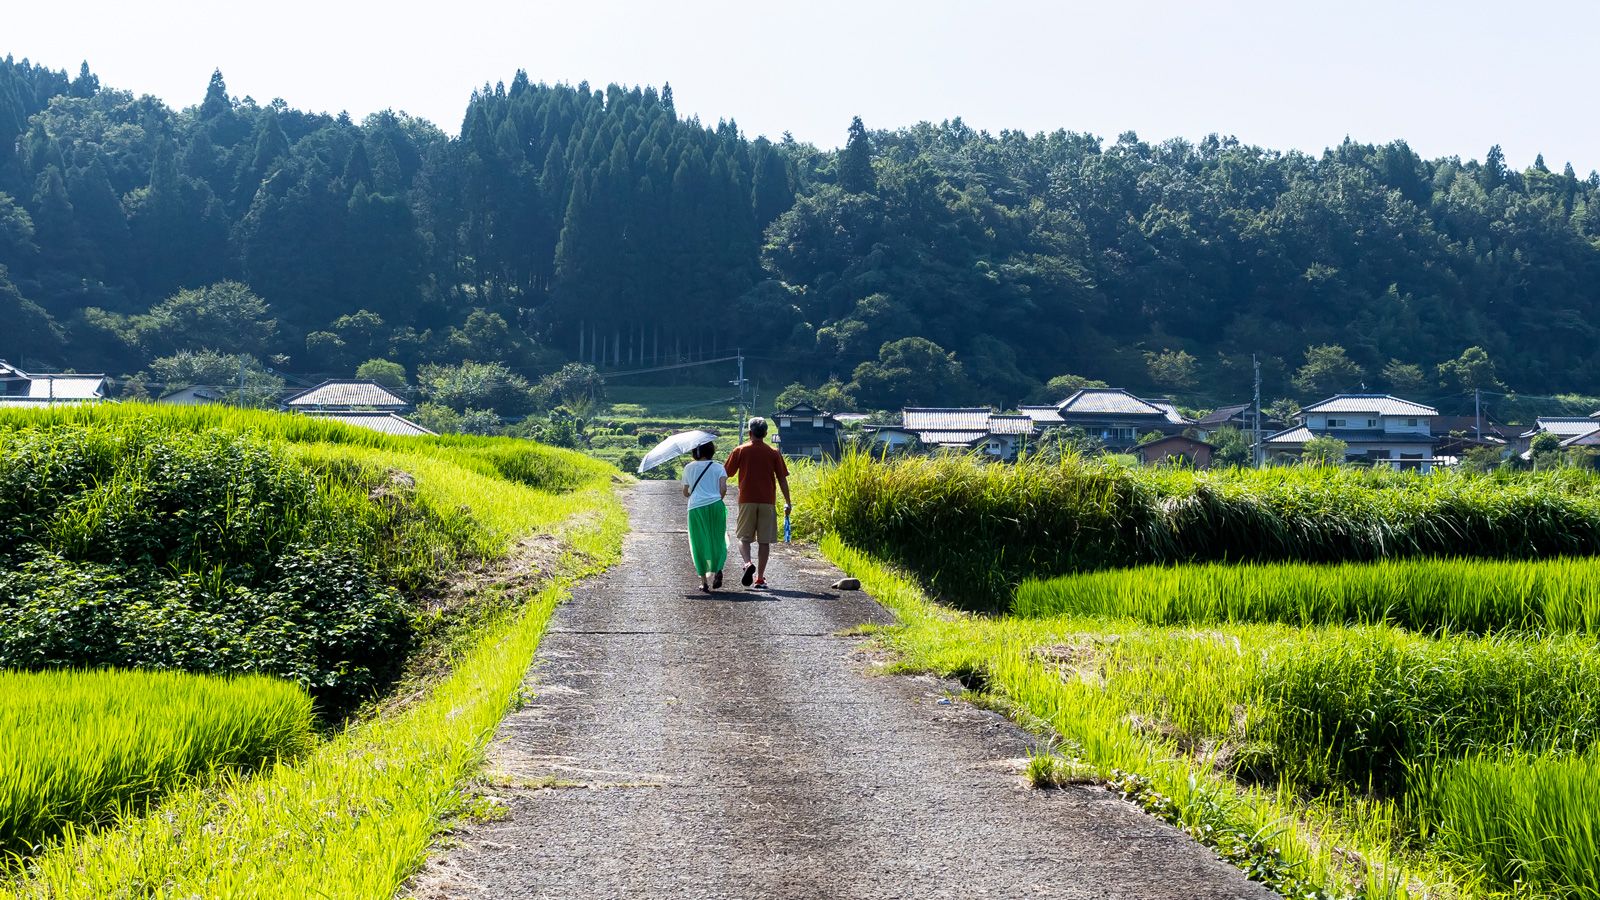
[418,481,1276,900]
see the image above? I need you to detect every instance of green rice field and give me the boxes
[1016,556,1600,633]
[800,452,1600,899]
[0,669,312,858]
[799,449,1600,611]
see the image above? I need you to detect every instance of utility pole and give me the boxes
[1475,388,1482,441]
[1252,353,1263,467]
[732,349,749,443]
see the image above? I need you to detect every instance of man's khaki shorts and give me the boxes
[735,503,779,543]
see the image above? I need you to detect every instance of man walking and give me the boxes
[723,417,792,589]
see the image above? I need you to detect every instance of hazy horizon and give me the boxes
[8,0,1600,172]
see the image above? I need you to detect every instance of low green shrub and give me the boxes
[0,423,412,716]
[1015,556,1600,633]
[0,669,312,858]
[0,545,408,717]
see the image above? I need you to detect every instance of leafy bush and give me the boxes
[0,423,408,716]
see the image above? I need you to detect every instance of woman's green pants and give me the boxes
[687,501,728,575]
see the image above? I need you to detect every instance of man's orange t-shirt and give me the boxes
[724,441,789,505]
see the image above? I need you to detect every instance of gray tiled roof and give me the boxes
[1561,427,1600,447]
[1527,417,1600,438]
[1266,425,1437,446]
[918,430,990,445]
[1301,394,1438,416]
[0,372,107,401]
[1196,403,1251,426]
[1056,389,1168,416]
[285,380,409,409]
[1263,425,1315,445]
[1146,399,1192,425]
[902,408,995,431]
[987,415,1035,435]
[1016,406,1065,424]
[305,411,436,437]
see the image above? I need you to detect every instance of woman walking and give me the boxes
[681,441,728,593]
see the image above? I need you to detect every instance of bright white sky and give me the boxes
[7,0,1598,172]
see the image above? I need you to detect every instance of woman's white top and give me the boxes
[681,460,726,510]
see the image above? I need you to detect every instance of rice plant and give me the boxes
[0,669,313,859]
[1253,629,1600,794]
[797,449,1600,610]
[1417,751,1600,898]
[1016,556,1600,632]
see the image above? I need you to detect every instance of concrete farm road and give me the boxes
[414,482,1276,900]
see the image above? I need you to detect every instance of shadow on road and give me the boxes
[680,590,779,602]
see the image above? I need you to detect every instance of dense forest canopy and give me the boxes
[3,55,1599,414]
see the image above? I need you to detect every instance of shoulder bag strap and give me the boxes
[689,461,714,495]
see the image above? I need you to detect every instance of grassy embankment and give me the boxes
[798,452,1600,899]
[0,405,624,896]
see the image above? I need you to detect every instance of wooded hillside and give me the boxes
[3,56,1598,409]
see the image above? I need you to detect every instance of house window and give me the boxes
[812,417,826,428]
[1327,418,1346,428]
[1406,418,1418,427]
[1368,419,1378,428]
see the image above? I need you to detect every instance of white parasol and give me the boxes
[638,429,719,473]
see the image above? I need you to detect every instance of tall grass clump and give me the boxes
[796,450,1163,610]
[0,669,312,859]
[1416,751,1600,898]
[1254,629,1600,794]
[800,450,1600,610]
[1016,556,1600,632]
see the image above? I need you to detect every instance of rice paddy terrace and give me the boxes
[799,452,1600,898]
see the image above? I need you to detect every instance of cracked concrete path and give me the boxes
[413,481,1277,900]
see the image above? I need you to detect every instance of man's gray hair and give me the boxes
[748,417,769,438]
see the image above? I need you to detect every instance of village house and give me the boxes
[281,379,435,437]
[156,384,229,405]
[1136,434,1217,468]
[866,408,1035,461]
[1263,394,1440,471]
[773,402,844,461]
[302,410,438,437]
[1191,403,1285,441]
[1017,388,1190,451]
[1513,415,1600,455]
[0,361,109,407]
[281,380,410,412]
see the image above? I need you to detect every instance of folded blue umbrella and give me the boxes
[783,511,792,543]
